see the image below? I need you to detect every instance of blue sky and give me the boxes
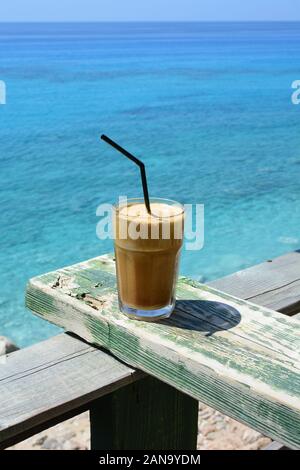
[0,0,299,22]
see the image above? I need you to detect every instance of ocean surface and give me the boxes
[1,22,300,347]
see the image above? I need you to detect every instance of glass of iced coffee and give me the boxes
[114,198,184,321]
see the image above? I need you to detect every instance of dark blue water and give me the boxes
[1,22,300,346]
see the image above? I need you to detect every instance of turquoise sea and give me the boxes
[1,22,300,347]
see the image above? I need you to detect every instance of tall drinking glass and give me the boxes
[113,198,184,321]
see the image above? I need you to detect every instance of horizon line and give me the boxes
[1,19,300,24]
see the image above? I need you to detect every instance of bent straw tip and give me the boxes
[100,134,151,214]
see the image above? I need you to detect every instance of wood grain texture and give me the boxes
[210,250,300,315]
[90,376,198,450]
[26,254,300,449]
[0,333,143,447]
[212,251,300,452]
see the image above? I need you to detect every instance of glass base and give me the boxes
[119,299,175,321]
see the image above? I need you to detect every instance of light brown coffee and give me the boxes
[114,201,184,310]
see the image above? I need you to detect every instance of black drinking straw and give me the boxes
[101,134,151,214]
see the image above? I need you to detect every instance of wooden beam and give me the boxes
[211,252,300,451]
[26,254,300,449]
[209,251,300,315]
[90,376,198,450]
[2,251,299,448]
[0,333,143,448]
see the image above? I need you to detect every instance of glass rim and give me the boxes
[114,197,185,219]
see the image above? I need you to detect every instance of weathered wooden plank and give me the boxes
[0,333,143,448]
[90,376,198,450]
[212,253,300,452]
[210,250,300,315]
[212,251,300,452]
[2,251,298,448]
[26,254,300,449]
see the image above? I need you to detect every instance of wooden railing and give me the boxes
[1,250,299,450]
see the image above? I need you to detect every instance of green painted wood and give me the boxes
[90,376,198,450]
[26,254,300,449]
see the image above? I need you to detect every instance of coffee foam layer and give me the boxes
[118,202,183,222]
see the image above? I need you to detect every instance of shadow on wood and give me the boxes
[164,300,241,336]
